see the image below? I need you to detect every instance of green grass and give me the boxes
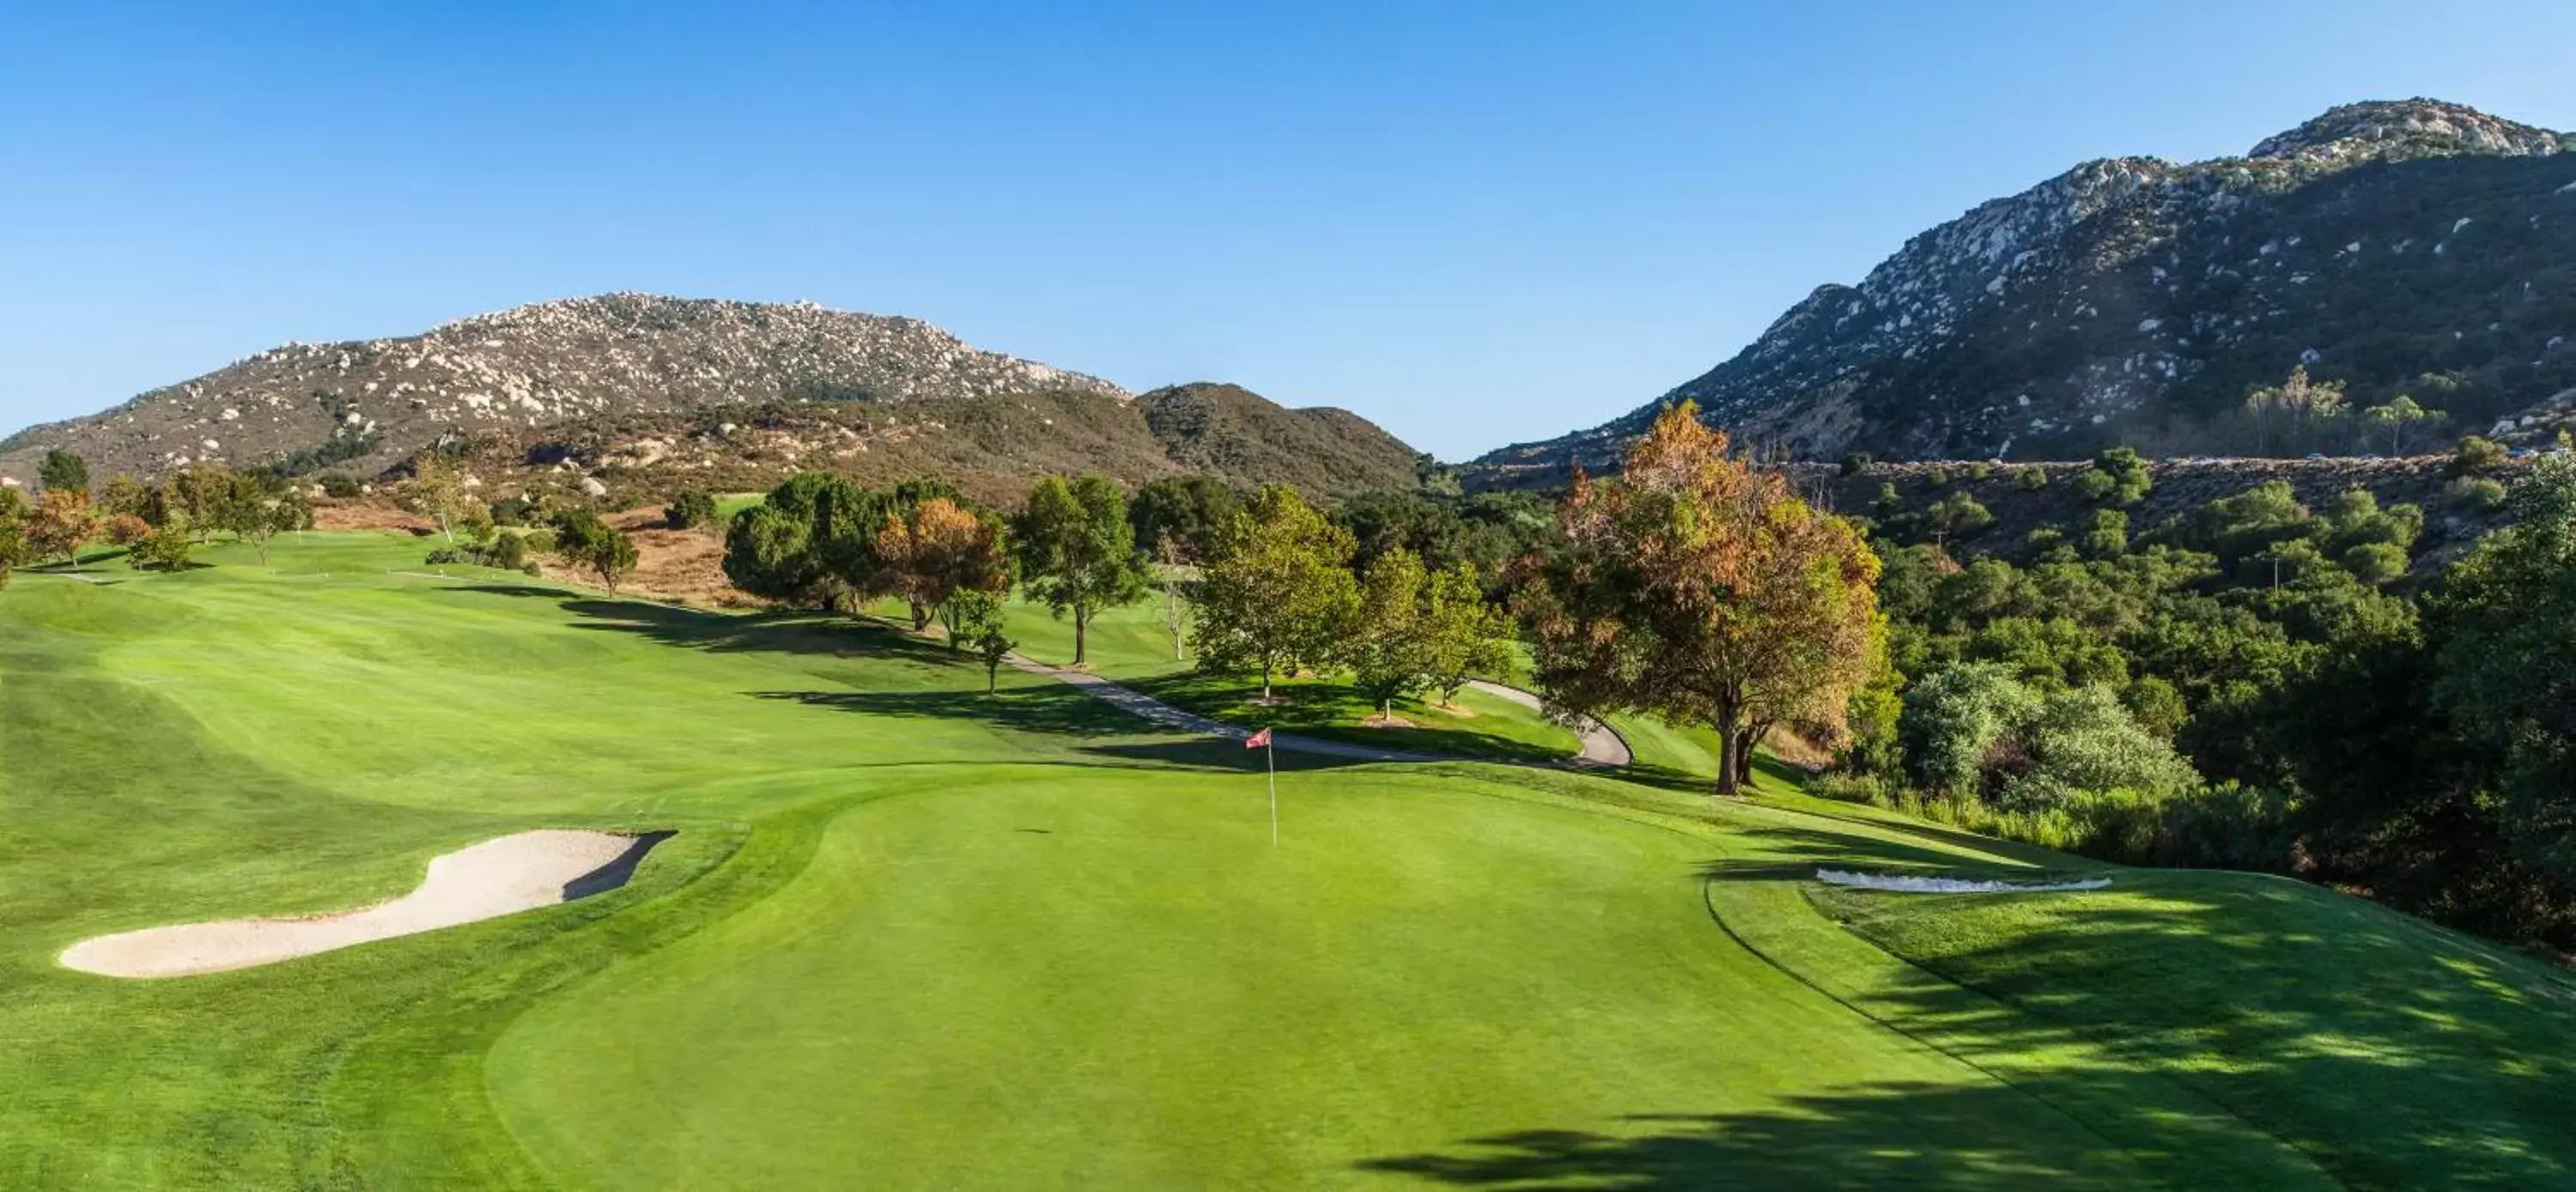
[3,532,2572,1187]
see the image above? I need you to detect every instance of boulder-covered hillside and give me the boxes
[0,293,1131,485]
[442,381,1427,509]
[1474,100,2576,484]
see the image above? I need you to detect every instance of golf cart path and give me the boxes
[1005,654,1630,768]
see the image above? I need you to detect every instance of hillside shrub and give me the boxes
[2451,435,2506,477]
[316,473,362,499]
[2445,476,2508,512]
[2014,465,2050,490]
[665,489,717,530]
[1838,452,1875,477]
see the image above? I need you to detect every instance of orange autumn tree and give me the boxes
[1517,402,1884,795]
[873,496,1011,640]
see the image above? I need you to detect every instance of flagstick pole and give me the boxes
[1267,739,1278,847]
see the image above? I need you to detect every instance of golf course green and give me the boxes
[6,532,2574,1188]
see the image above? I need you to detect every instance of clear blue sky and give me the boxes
[5,2,2573,459]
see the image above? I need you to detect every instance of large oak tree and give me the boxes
[1518,403,1884,794]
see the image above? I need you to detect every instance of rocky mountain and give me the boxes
[0,293,1129,486]
[1473,100,2576,485]
[440,381,1425,510]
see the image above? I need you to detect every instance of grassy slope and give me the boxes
[0,534,2567,1187]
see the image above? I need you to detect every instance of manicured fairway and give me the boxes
[3,532,2573,1188]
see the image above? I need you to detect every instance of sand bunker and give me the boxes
[60,830,669,979]
[1815,867,2111,894]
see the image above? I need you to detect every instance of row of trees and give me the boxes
[2243,366,2448,456]
[0,455,315,582]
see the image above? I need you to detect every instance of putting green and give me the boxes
[3,532,2571,1188]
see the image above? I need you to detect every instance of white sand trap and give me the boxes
[1816,867,2111,894]
[60,830,666,979]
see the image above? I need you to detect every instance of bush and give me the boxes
[1839,453,1875,477]
[2340,541,2408,584]
[2445,476,2508,512]
[665,489,718,530]
[2076,447,2151,507]
[316,473,362,499]
[2014,465,2050,491]
[127,525,194,571]
[1965,463,1993,483]
[2079,508,2128,558]
[489,496,537,526]
[1926,491,1994,538]
[1923,465,1953,489]
[2451,435,2506,477]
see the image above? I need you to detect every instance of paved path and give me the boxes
[1461,679,1634,767]
[1006,654,1628,769]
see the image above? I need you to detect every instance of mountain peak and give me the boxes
[2246,99,2567,167]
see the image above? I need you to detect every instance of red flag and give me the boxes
[1245,727,1273,749]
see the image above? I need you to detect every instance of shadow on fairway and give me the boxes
[1697,825,2003,880]
[1775,878,2576,1188]
[1358,1084,2134,1189]
[751,684,1144,740]
[454,587,964,667]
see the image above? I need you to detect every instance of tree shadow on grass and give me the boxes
[447,586,966,667]
[1358,1083,2142,1190]
[1698,825,2019,881]
[1781,878,2576,1188]
[751,684,1149,741]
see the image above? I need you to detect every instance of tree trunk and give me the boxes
[1714,729,1742,797]
[1732,727,1760,790]
[909,597,931,633]
[1261,659,1273,702]
[1073,606,1089,666]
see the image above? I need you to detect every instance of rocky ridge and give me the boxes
[1473,100,2576,484]
[0,294,1128,485]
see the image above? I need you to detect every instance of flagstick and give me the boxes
[1267,736,1278,847]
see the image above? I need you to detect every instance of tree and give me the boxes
[550,509,638,593]
[665,489,718,531]
[872,497,1010,642]
[2362,395,2442,456]
[0,489,28,588]
[1014,474,1151,667]
[126,524,194,571]
[27,489,96,568]
[2429,454,2576,896]
[405,454,472,544]
[1516,403,1884,794]
[39,449,89,496]
[949,587,1017,695]
[222,476,313,567]
[1194,485,1361,701]
[722,472,885,610]
[98,476,150,522]
[1128,474,1242,563]
[1349,549,1432,720]
[1154,534,1193,662]
[2245,366,2348,455]
[168,463,234,540]
[1418,561,1511,708]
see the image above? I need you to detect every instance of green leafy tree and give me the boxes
[1349,548,1432,719]
[1193,485,1361,701]
[126,524,195,572]
[722,472,885,610]
[948,587,1018,694]
[1128,474,1242,563]
[2430,454,2576,894]
[1013,475,1150,666]
[38,449,89,496]
[218,473,313,566]
[405,453,472,544]
[550,509,639,593]
[2362,395,2443,456]
[1419,562,1511,708]
[665,489,719,530]
[0,488,28,587]
[2072,447,2151,507]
